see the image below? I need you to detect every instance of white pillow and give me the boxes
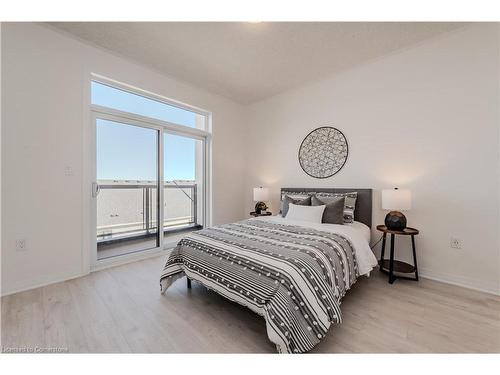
[285,203,326,223]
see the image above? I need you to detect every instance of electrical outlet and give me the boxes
[450,237,462,249]
[16,239,28,251]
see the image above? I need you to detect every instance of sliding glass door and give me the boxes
[95,117,161,260]
[92,114,207,263]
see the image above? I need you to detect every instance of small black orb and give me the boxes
[385,211,407,230]
[255,201,268,214]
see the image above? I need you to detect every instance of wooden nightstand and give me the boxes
[250,211,272,217]
[376,225,419,284]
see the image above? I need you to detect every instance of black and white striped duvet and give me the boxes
[160,219,359,353]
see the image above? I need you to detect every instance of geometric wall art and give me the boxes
[298,126,349,179]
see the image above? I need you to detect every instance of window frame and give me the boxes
[88,74,212,270]
[91,74,211,133]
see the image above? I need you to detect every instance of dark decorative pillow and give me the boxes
[311,195,345,224]
[280,191,311,214]
[314,192,358,223]
[281,195,312,217]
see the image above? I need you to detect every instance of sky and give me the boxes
[93,82,198,181]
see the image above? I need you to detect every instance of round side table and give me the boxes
[376,225,419,284]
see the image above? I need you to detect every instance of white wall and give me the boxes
[244,24,500,294]
[1,23,247,295]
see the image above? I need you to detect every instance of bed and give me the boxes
[160,188,377,353]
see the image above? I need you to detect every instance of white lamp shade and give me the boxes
[382,189,412,210]
[253,187,269,202]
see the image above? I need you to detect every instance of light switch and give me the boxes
[64,166,74,176]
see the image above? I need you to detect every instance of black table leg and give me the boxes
[187,278,192,289]
[411,235,419,281]
[379,233,387,268]
[389,233,395,284]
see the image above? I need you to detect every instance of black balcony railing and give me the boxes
[96,181,201,245]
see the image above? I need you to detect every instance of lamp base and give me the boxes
[385,211,407,230]
[255,201,268,214]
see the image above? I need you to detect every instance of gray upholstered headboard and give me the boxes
[280,188,373,228]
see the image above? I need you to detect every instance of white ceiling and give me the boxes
[48,22,466,104]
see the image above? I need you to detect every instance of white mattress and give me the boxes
[257,216,378,276]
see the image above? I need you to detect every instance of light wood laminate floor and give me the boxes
[2,255,499,353]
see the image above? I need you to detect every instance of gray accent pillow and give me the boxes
[314,192,358,223]
[311,195,345,224]
[279,191,311,214]
[281,195,312,217]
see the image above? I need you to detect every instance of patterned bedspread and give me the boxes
[160,219,359,353]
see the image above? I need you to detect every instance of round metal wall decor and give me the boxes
[298,126,348,179]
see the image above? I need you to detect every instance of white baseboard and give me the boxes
[2,247,173,297]
[419,268,500,296]
[1,271,84,297]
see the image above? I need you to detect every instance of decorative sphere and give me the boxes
[385,211,407,230]
[255,201,268,214]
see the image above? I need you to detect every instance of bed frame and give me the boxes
[280,187,373,228]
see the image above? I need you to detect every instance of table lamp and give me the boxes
[382,188,412,230]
